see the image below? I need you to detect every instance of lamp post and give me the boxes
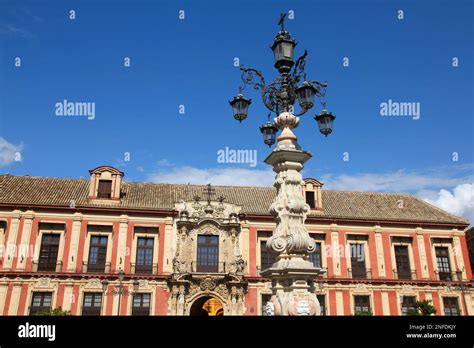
[101,270,140,316]
[230,13,335,316]
[446,270,471,315]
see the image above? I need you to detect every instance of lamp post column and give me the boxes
[261,111,324,316]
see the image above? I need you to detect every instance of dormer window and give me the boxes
[88,165,124,202]
[97,180,112,199]
[303,178,323,210]
[305,191,316,209]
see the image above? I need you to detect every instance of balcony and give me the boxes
[32,260,63,273]
[82,261,111,273]
[393,269,417,280]
[348,267,372,279]
[190,261,227,273]
[130,263,157,275]
[435,271,460,281]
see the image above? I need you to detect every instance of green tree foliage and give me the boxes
[406,300,436,316]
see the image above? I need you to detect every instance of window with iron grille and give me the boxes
[132,293,151,316]
[309,242,322,268]
[443,297,459,316]
[350,244,366,278]
[317,294,326,316]
[88,236,108,272]
[38,234,60,272]
[395,245,411,279]
[260,240,277,271]
[136,237,154,273]
[196,235,219,272]
[401,296,416,315]
[82,293,102,316]
[435,247,451,280]
[97,180,112,199]
[261,294,272,316]
[305,191,315,209]
[354,295,370,313]
[30,292,52,315]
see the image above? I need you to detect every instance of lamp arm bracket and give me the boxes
[240,66,266,91]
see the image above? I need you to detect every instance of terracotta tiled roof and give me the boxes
[0,174,468,225]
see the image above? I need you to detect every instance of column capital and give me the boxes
[21,211,35,220]
[72,212,83,222]
[119,214,129,224]
[11,210,21,219]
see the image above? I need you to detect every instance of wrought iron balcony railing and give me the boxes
[393,269,417,280]
[347,267,372,279]
[435,270,460,281]
[82,261,111,274]
[32,260,63,273]
[190,261,227,273]
[130,263,157,275]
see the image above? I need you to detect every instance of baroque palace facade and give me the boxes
[0,165,472,316]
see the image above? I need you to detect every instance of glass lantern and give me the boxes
[296,81,317,110]
[314,109,336,137]
[229,94,251,122]
[260,121,278,146]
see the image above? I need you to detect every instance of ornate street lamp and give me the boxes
[314,103,336,137]
[230,13,337,316]
[271,25,297,73]
[260,116,278,147]
[101,270,140,316]
[229,89,251,123]
[296,81,317,110]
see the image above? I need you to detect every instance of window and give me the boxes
[196,235,219,272]
[354,295,370,314]
[305,191,316,209]
[82,293,102,316]
[317,294,326,316]
[350,244,366,278]
[395,245,411,279]
[443,297,459,316]
[401,296,416,315]
[135,237,154,274]
[97,180,112,199]
[37,234,60,272]
[260,240,277,271]
[309,242,322,268]
[261,294,272,316]
[435,247,451,280]
[30,292,52,315]
[132,293,151,316]
[88,236,108,272]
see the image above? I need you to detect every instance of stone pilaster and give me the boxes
[16,211,34,271]
[3,210,21,271]
[67,213,83,272]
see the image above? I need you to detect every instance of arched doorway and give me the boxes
[189,296,224,316]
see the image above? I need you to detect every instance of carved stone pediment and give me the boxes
[353,283,369,294]
[84,278,102,289]
[175,199,242,224]
[33,277,55,289]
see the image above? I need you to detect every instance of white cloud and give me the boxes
[0,137,23,167]
[147,166,274,187]
[320,167,474,224]
[423,184,474,224]
[321,167,474,193]
[156,159,173,167]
